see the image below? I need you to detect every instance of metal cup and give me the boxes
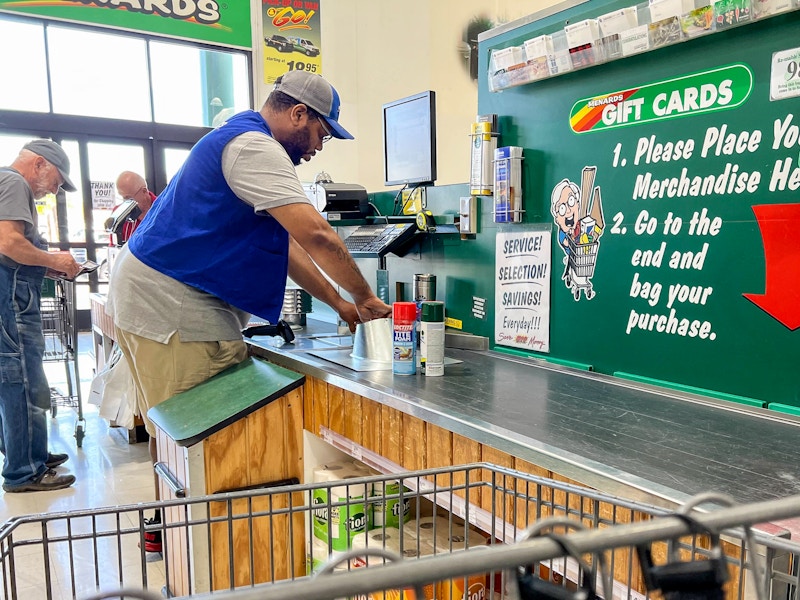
[414,274,436,303]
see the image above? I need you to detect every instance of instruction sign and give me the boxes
[495,229,552,352]
[480,10,800,405]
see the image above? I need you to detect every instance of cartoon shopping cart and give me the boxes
[563,235,598,300]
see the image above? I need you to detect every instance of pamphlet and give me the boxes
[470,119,497,196]
[620,25,650,56]
[46,260,100,281]
[648,16,682,48]
[680,5,714,37]
[714,0,752,28]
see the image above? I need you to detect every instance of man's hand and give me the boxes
[337,302,360,333]
[354,296,392,324]
[47,252,81,279]
[336,296,392,333]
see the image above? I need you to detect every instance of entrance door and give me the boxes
[0,133,192,328]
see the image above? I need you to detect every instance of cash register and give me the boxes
[314,181,417,258]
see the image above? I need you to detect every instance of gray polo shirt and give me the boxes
[106,132,312,343]
[0,169,40,267]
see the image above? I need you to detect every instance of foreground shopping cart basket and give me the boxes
[1,463,798,600]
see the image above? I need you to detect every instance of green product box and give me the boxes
[312,487,372,552]
[371,482,411,529]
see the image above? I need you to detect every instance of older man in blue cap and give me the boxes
[0,139,81,492]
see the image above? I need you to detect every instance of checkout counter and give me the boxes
[244,317,800,518]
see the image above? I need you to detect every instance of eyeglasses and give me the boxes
[317,117,332,144]
[122,186,145,202]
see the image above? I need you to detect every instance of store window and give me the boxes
[48,26,151,122]
[0,15,251,127]
[150,41,250,127]
[0,20,49,113]
[164,147,191,182]
[0,13,250,325]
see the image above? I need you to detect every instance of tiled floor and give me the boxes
[1,334,165,599]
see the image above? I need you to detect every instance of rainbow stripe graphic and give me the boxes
[570,88,640,133]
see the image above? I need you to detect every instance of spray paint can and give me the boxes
[420,301,445,377]
[392,302,417,376]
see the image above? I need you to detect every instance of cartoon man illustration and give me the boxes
[550,168,604,300]
[551,179,582,256]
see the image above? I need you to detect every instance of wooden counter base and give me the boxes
[154,367,745,598]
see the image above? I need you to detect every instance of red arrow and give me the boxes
[743,203,800,330]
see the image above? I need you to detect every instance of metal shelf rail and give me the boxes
[41,276,86,447]
[0,463,798,600]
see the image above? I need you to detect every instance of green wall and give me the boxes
[366,3,800,408]
[477,2,800,406]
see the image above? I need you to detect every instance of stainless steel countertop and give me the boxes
[247,320,800,511]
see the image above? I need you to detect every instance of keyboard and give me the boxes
[343,223,417,258]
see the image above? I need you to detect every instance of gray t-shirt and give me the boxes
[0,168,40,267]
[106,131,313,343]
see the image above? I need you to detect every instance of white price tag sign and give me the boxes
[770,47,800,101]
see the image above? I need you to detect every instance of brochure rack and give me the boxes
[488,0,799,92]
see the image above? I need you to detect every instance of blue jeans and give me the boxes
[0,262,50,486]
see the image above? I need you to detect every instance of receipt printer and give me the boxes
[318,183,369,221]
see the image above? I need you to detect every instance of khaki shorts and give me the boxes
[115,328,248,436]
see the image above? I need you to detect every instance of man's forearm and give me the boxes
[287,237,344,310]
[0,226,54,268]
[271,204,374,303]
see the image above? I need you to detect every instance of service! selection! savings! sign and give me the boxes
[495,229,552,352]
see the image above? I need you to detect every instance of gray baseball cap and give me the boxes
[274,71,354,140]
[23,139,77,192]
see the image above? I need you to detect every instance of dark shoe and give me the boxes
[3,469,75,493]
[46,452,69,468]
[143,517,163,553]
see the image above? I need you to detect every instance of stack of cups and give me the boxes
[413,274,437,305]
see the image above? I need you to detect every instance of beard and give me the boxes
[32,171,54,199]
[282,126,313,166]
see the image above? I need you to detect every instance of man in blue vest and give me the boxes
[106,71,391,551]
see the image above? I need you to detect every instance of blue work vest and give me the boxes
[129,110,289,323]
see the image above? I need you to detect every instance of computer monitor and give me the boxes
[382,90,437,187]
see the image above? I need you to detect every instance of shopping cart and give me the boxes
[564,235,599,300]
[1,463,798,600]
[40,276,86,447]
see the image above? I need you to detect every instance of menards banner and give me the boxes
[0,0,251,49]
